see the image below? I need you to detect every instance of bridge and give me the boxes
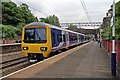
[60,22,102,34]
[60,22,102,28]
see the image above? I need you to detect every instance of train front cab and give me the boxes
[22,26,52,61]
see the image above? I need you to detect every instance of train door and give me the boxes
[51,31,56,47]
[77,34,79,44]
[65,31,69,48]
[62,31,66,48]
[79,34,81,44]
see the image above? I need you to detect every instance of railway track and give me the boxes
[0,43,30,77]
[0,51,32,77]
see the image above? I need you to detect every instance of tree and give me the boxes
[103,1,120,40]
[115,1,120,17]
[20,3,29,11]
[2,2,19,26]
[40,15,60,27]
[115,1,120,39]
[2,1,38,36]
[1,24,17,39]
[103,26,112,40]
[2,2,36,26]
[68,24,77,31]
[19,3,36,24]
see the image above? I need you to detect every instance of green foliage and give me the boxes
[0,24,19,39]
[2,1,38,38]
[2,2,19,26]
[115,1,120,17]
[103,26,112,40]
[115,17,120,39]
[115,1,120,40]
[40,15,60,27]
[68,24,77,30]
[103,1,120,40]
[2,2,36,26]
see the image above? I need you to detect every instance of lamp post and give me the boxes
[111,0,116,76]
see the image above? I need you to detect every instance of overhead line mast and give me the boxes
[111,0,116,76]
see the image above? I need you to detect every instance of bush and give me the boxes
[0,24,21,39]
[103,26,112,40]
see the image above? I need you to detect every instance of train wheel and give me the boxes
[36,55,44,62]
[49,52,54,57]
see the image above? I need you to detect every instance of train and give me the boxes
[22,22,90,62]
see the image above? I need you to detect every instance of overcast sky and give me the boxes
[11,0,120,29]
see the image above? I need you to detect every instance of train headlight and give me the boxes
[23,47,28,50]
[40,47,47,51]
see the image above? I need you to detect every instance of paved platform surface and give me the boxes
[3,41,118,79]
[30,41,112,78]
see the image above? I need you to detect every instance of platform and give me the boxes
[2,41,118,79]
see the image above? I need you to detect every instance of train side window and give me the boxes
[59,34,62,42]
[69,35,71,41]
[63,35,65,42]
[75,36,77,40]
[69,35,73,41]
[74,36,77,40]
[57,34,60,43]
[52,32,55,44]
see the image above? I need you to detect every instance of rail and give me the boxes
[0,43,31,76]
[1,43,21,54]
[0,51,31,76]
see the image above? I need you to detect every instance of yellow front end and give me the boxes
[22,26,52,58]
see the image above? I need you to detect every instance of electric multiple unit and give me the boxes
[22,22,90,62]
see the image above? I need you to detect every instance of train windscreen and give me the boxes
[24,28,47,43]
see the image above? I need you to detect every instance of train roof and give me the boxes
[24,22,48,27]
[24,22,84,35]
[64,29,79,34]
[24,22,65,31]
